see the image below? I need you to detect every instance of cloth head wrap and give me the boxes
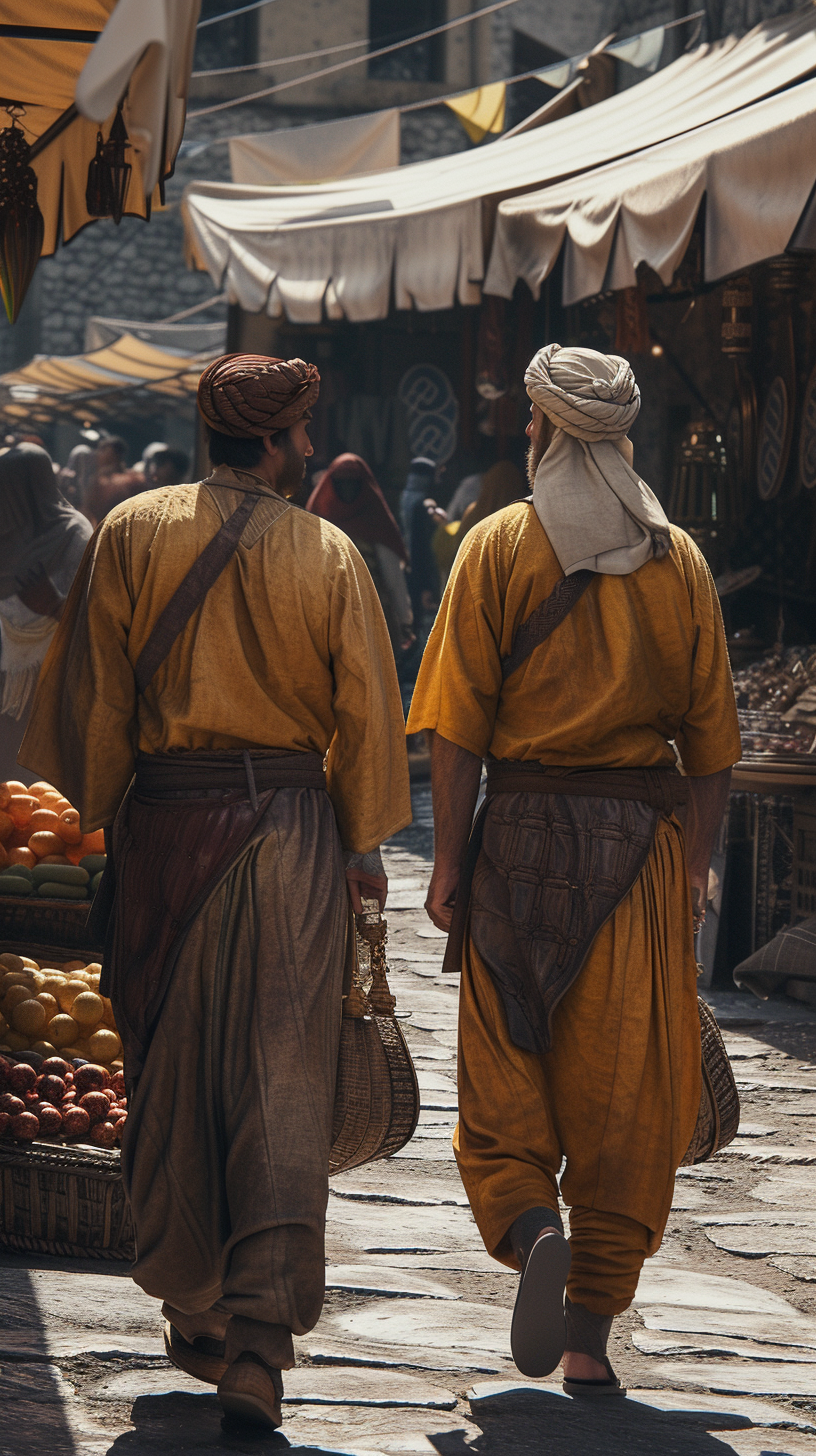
[197,353,320,438]
[306,453,407,563]
[524,343,671,577]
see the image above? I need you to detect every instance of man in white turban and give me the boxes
[408,343,740,1394]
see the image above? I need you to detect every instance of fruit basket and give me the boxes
[0,1138,133,1260]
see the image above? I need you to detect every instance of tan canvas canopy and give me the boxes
[0,332,217,426]
[181,7,816,323]
[0,0,199,254]
[486,70,816,304]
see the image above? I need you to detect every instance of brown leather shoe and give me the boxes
[163,1321,229,1386]
[217,1354,283,1428]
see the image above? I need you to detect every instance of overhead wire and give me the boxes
[197,0,284,32]
[187,0,522,118]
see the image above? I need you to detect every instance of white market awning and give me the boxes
[181,7,816,323]
[485,72,816,305]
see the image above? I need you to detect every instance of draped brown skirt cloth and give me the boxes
[109,752,348,1362]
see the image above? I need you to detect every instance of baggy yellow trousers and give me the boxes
[453,815,701,1315]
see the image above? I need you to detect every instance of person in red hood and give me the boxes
[307,453,414,657]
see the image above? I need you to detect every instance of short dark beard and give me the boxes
[276,435,308,498]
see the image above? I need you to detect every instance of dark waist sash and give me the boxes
[445,762,687,1053]
[134,749,326,798]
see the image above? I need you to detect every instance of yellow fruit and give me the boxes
[85,962,102,977]
[0,953,24,974]
[4,1030,28,1052]
[48,1014,80,1048]
[56,980,88,1012]
[60,1047,83,1061]
[30,1041,57,1059]
[88,1029,121,1063]
[20,957,39,970]
[61,960,86,975]
[3,984,32,1013]
[39,976,66,999]
[37,992,59,1020]
[12,999,47,1036]
[71,991,104,1027]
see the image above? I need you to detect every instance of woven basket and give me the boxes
[0,899,104,958]
[681,996,740,1166]
[0,1140,134,1260]
[329,911,420,1175]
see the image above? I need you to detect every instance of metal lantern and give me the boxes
[0,110,45,325]
[86,105,132,225]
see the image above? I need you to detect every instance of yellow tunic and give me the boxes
[407,504,741,1312]
[20,466,411,852]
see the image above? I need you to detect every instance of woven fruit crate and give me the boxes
[0,1139,133,1260]
[0,899,104,957]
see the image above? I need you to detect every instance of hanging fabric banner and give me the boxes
[608,26,665,73]
[229,110,401,185]
[445,82,506,144]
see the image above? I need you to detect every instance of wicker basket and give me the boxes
[0,1140,133,1259]
[0,899,104,958]
[681,997,741,1166]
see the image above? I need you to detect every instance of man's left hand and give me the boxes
[346,867,388,913]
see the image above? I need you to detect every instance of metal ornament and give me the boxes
[757,375,792,501]
[0,108,45,325]
[798,362,816,490]
[85,106,132,225]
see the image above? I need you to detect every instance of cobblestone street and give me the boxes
[3,785,816,1455]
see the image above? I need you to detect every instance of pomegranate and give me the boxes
[90,1121,117,1148]
[35,1104,62,1136]
[7,1063,36,1095]
[62,1107,90,1138]
[10,1111,38,1141]
[110,1071,126,1098]
[0,1093,24,1117]
[0,1111,10,1138]
[73,1065,110,1096]
[37,1075,66,1104]
[40,1057,71,1079]
[78,1091,110,1126]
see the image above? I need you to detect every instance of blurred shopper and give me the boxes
[0,443,91,779]
[307,453,413,657]
[434,460,525,588]
[409,344,740,1395]
[400,456,443,628]
[85,435,141,524]
[147,447,190,489]
[57,443,97,512]
[446,469,483,523]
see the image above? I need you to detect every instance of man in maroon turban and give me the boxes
[307,454,414,657]
[21,354,411,1429]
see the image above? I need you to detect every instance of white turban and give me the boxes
[525,343,671,577]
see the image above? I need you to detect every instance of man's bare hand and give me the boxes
[425,860,459,932]
[345,867,387,913]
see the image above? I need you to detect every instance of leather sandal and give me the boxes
[510,1228,572,1378]
[218,1353,283,1428]
[562,1299,627,1397]
[562,1357,627,1398]
[163,1321,228,1386]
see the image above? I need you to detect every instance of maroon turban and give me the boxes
[197,353,320,438]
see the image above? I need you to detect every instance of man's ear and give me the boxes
[261,434,277,459]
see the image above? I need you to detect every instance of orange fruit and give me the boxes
[29,831,66,858]
[29,809,59,835]
[0,811,13,842]
[38,853,72,865]
[54,799,72,814]
[80,830,105,855]
[28,782,56,798]
[0,845,9,870]
[8,795,37,828]
[57,809,82,845]
[3,781,29,796]
[0,785,9,811]
[7,848,36,869]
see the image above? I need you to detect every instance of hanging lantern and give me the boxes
[0,108,45,326]
[86,105,132,225]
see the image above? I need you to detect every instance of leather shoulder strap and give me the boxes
[501,568,594,682]
[134,492,259,695]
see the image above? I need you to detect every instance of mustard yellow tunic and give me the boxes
[21,466,411,852]
[407,504,741,1312]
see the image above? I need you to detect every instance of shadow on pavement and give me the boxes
[429,1385,759,1456]
[0,1262,81,1456]
[104,1391,376,1454]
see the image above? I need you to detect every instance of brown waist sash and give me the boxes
[134,749,326,797]
[485,761,688,813]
